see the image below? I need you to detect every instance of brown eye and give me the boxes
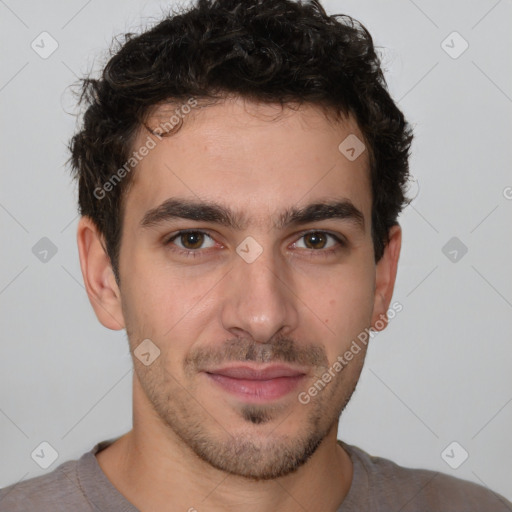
[166,230,216,252]
[292,231,345,257]
[303,232,328,249]
[179,232,205,249]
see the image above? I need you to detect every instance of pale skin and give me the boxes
[77,96,401,512]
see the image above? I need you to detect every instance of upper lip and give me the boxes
[205,364,307,380]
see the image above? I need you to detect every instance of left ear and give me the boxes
[370,224,401,331]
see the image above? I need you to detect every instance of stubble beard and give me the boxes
[136,361,361,481]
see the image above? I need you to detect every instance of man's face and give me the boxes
[114,97,389,479]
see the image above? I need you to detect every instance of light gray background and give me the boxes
[1,0,511,502]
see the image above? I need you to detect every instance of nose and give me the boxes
[220,242,299,344]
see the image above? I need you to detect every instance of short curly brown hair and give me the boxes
[68,0,413,283]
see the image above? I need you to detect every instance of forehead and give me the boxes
[123,97,372,229]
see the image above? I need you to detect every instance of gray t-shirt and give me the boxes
[1,438,510,511]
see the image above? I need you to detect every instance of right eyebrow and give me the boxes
[140,198,247,230]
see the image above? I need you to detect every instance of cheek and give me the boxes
[124,245,194,311]
[120,259,217,361]
[314,267,375,356]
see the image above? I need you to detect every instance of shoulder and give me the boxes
[0,458,90,512]
[340,441,512,511]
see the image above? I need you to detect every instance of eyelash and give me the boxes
[164,229,346,259]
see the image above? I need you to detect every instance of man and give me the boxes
[1,0,510,510]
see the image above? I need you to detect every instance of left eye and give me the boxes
[293,231,341,250]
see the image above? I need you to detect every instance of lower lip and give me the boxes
[205,373,305,402]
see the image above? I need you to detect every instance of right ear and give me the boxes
[76,216,125,330]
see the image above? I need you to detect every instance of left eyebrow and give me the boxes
[275,200,365,232]
[140,197,365,233]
